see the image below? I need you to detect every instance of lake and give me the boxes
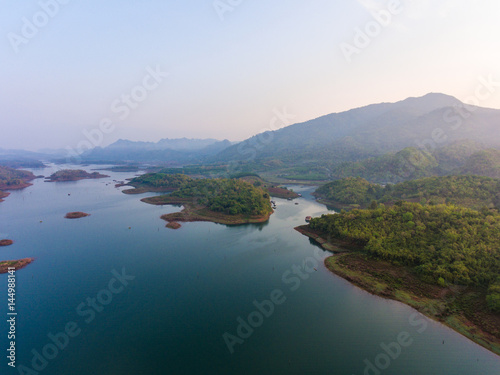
[1,164,499,375]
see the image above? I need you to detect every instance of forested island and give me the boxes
[297,199,500,354]
[139,176,273,226]
[46,169,109,182]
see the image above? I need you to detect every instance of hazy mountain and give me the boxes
[79,138,233,164]
[214,93,500,167]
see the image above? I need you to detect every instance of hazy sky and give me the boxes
[1,0,500,151]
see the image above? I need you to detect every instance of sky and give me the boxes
[1,0,500,151]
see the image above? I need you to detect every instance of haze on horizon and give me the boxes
[1,0,500,151]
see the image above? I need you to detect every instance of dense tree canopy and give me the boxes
[129,173,193,188]
[315,177,382,205]
[316,175,500,210]
[309,202,500,309]
[170,178,272,216]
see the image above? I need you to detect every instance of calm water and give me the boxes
[0,164,499,375]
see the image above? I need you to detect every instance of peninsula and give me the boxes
[296,201,500,355]
[0,165,37,201]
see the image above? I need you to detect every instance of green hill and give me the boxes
[329,147,439,183]
[457,149,500,179]
[309,202,500,289]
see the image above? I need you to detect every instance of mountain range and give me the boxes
[3,93,500,178]
[215,93,500,168]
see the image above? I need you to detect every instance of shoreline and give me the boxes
[294,225,500,356]
[122,186,177,195]
[46,176,108,182]
[0,191,9,202]
[0,182,34,191]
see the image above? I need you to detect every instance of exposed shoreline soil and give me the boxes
[0,258,34,274]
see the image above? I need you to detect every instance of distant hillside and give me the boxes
[433,140,486,172]
[213,93,500,171]
[318,141,499,183]
[329,147,439,183]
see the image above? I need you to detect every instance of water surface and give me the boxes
[0,164,499,374]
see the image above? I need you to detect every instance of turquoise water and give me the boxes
[0,164,499,375]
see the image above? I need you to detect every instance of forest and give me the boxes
[169,178,272,216]
[308,202,500,311]
[315,175,500,210]
[128,173,193,189]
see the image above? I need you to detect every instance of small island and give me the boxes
[65,212,90,219]
[0,258,34,274]
[46,169,109,182]
[166,222,182,229]
[297,201,500,355]
[139,176,273,226]
[0,239,14,247]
